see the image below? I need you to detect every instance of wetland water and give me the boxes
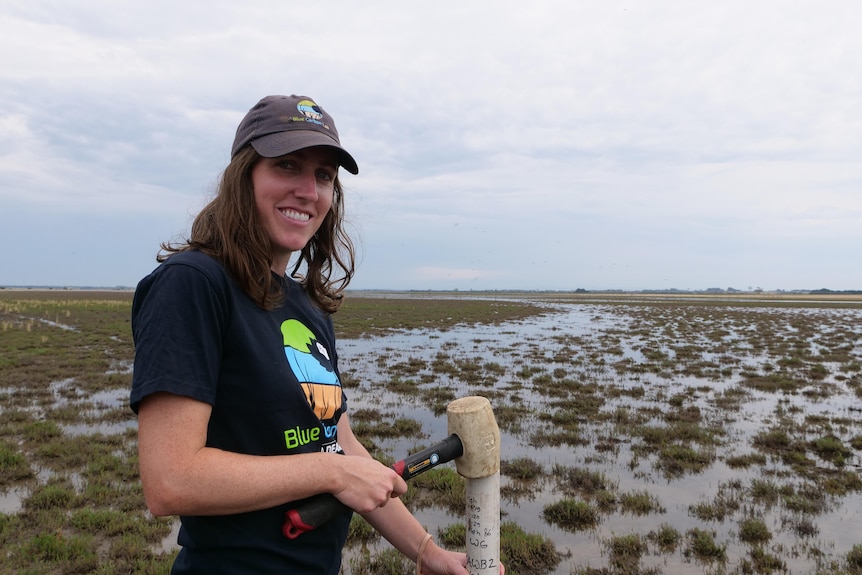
[339,299,862,574]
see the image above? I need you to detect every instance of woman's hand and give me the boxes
[331,455,407,514]
[418,541,505,575]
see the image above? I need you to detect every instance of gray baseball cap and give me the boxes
[231,95,359,175]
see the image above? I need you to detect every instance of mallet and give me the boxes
[447,396,501,575]
[283,433,464,539]
[283,396,502,575]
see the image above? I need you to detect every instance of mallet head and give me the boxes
[447,396,501,479]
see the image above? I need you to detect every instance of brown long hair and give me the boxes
[158,146,355,313]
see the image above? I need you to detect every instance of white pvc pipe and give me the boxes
[465,472,501,575]
[447,396,501,575]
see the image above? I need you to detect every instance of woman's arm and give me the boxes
[136,392,406,517]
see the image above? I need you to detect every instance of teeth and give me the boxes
[280,208,310,222]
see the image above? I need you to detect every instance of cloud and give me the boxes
[1,1,861,290]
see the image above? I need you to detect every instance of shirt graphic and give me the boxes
[280,319,342,420]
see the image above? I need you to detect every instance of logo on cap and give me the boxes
[297,100,324,122]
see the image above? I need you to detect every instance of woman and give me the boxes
[131,95,496,574]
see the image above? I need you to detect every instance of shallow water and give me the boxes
[341,302,862,574]
[8,298,857,573]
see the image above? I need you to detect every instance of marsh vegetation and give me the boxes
[1,290,861,574]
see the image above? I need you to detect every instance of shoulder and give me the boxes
[132,251,238,321]
[136,251,231,293]
[161,250,228,279]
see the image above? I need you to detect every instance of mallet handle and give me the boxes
[283,434,463,539]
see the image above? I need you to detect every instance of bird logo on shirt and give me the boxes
[280,319,343,421]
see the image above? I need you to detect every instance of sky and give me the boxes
[1,1,860,292]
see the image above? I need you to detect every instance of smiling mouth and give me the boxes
[279,208,311,222]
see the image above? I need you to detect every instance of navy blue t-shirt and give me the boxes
[130,250,351,574]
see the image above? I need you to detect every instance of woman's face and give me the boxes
[250,146,338,273]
